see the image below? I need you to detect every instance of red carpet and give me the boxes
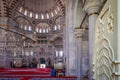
[0,68,51,75]
[0,68,77,80]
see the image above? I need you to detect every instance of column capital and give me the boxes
[74,28,83,38]
[84,0,104,16]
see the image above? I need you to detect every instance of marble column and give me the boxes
[75,28,83,80]
[84,1,103,80]
[116,0,120,79]
[65,0,77,76]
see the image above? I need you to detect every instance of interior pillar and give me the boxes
[75,28,83,80]
[84,1,103,80]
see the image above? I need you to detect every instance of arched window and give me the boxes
[58,25,61,30]
[28,25,32,31]
[56,51,59,57]
[51,12,54,17]
[55,9,57,15]
[24,10,27,15]
[43,29,46,33]
[30,12,33,18]
[19,7,23,12]
[24,25,27,30]
[40,58,46,68]
[39,28,42,33]
[36,27,39,32]
[41,14,44,19]
[54,25,57,31]
[46,28,49,33]
[59,51,63,57]
[35,13,39,19]
[47,13,49,19]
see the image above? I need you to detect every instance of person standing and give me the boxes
[50,67,56,77]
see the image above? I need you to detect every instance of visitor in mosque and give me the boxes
[22,60,27,68]
[31,58,37,68]
[50,66,56,77]
[13,59,16,68]
[46,58,52,68]
[26,61,30,68]
[10,61,14,68]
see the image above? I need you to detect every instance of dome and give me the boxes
[18,0,65,19]
[35,23,50,33]
[16,17,33,32]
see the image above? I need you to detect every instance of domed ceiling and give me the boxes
[23,0,58,13]
[16,0,65,36]
[18,0,65,19]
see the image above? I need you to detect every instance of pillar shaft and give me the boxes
[88,14,98,80]
[75,28,83,80]
[65,0,77,76]
[84,1,103,80]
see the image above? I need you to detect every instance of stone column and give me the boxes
[75,28,83,80]
[65,0,78,76]
[84,1,103,80]
[116,0,120,79]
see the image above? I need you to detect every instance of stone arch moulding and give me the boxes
[50,34,62,41]
[14,16,33,27]
[94,36,114,80]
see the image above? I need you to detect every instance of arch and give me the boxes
[35,22,51,33]
[15,16,33,32]
[99,73,109,80]
[74,0,85,28]
[50,34,62,41]
[40,58,46,64]
[98,37,114,60]
[15,16,33,26]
